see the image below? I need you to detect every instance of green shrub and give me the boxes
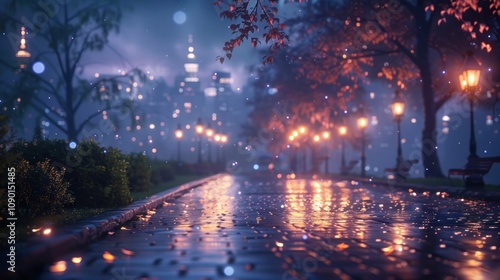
[127,152,152,192]
[150,160,175,185]
[9,139,68,166]
[68,140,132,207]
[16,159,74,219]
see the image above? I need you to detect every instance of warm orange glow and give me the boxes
[292,130,299,137]
[459,69,481,91]
[71,257,82,264]
[121,248,135,256]
[49,261,67,273]
[337,243,349,251]
[195,124,203,135]
[221,135,228,143]
[382,246,394,255]
[299,126,306,134]
[322,131,330,139]
[206,128,214,137]
[275,241,284,248]
[338,126,347,136]
[313,135,320,142]
[175,130,183,139]
[289,135,295,141]
[32,227,42,233]
[391,101,405,117]
[214,134,221,142]
[357,117,368,129]
[102,251,116,262]
[43,228,52,235]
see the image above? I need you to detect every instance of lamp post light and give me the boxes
[206,123,214,163]
[459,51,483,186]
[322,131,330,174]
[195,117,204,164]
[338,126,347,175]
[214,134,221,164]
[288,134,298,173]
[174,123,183,162]
[299,126,307,172]
[391,90,405,178]
[357,115,368,177]
[220,134,228,164]
[459,51,481,160]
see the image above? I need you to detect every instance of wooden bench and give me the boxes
[448,156,500,187]
[384,159,419,180]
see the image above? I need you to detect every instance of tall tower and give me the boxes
[15,26,31,69]
[178,34,200,96]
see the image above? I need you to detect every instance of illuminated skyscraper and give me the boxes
[177,34,200,96]
[15,26,31,69]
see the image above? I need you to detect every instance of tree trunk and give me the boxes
[415,4,445,178]
[418,46,445,178]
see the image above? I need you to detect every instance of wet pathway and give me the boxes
[39,175,500,279]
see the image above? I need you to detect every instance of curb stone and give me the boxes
[3,173,226,279]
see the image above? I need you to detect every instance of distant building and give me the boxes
[171,35,205,123]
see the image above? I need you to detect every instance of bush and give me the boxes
[8,138,68,167]
[127,153,152,192]
[16,159,74,219]
[150,160,175,185]
[68,140,132,207]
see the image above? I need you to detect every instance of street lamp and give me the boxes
[338,126,347,175]
[322,131,330,174]
[206,123,214,163]
[357,115,368,177]
[391,90,405,178]
[214,134,221,164]
[220,134,228,164]
[195,117,204,164]
[459,51,481,160]
[174,123,183,162]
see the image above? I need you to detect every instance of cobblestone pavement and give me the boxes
[37,175,500,280]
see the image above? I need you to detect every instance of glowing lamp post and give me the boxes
[391,90,405,178]
[214,134,221,164]
[459,51,481,160]
[220,134,228,164]
[357,116,368,177]
[174,124,183,162]
[459,51,483,186]
[195,118,204,164]
[338,126,347,175]
[322,131,330,174]
[206,123,214,163]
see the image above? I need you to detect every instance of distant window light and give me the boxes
[369,92,375,99]
[219,77,232,84]
[411,118,417,124]
[185,77,199,82]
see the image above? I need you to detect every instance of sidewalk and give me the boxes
[2,173,226,279]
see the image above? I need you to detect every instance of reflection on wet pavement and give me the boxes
[40,175,500,279]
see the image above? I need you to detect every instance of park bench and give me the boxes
[341,159,359,175]
[384,159,419,180]
[448,156,500,187]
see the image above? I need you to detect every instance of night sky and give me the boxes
[97,0,259,89]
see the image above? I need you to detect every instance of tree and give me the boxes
[0,0,145,142]
[217,0,500,177]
